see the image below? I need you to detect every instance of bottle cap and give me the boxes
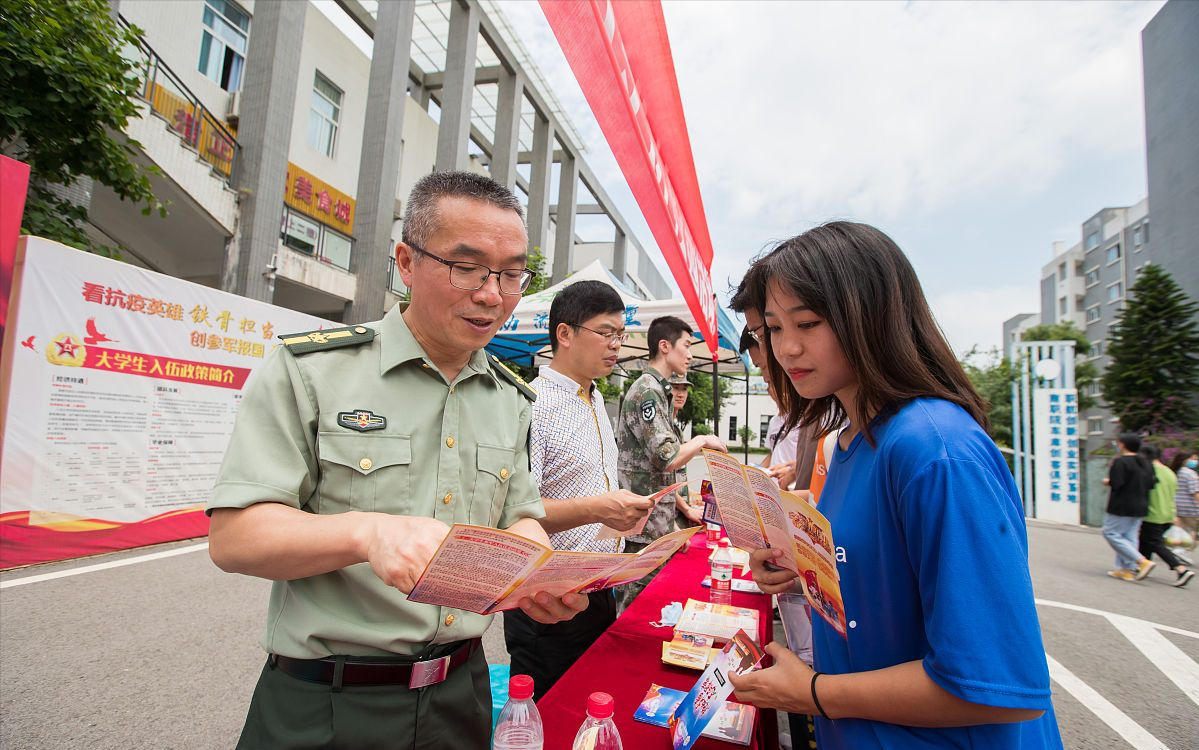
[587,691,614,718]
[509,674,534,700]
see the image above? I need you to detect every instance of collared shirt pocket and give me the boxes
[473,444,516,525]
[316,433,412,514]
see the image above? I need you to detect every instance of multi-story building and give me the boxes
[86,0,670,326]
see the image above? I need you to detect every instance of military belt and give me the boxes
[270,638,481,690]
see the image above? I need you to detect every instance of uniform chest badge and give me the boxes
[337,409,387,432]
[640,400,656,422]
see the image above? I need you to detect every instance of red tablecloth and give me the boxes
[537,534,778,749]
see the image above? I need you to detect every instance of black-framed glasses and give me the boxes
[410,244,535,295]
[573,324,629,346]
[748,325,766,344]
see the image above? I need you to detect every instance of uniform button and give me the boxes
[359,458,373,471]
[448,386,455,394]
[499,468,510,481]
[354,326,367,334]
[444,614,456,627]
[446,437,455,448]
[443,493,453,505]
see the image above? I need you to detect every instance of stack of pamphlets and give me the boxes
[661,631,720,670]
[673,598,760,645]
[668,629,766,750]
[635,683,755,745]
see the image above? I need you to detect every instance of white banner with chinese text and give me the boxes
[1032,388,1081,524]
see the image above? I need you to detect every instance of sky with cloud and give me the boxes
[494,0,1165,356]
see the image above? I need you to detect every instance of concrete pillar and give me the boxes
[552,150,577,283]
[434,0,478,171]
[221,0,305,301]
[613,228,627,282]
[490,67,524,189]
[346,0,415,323]
[526,114,554,258]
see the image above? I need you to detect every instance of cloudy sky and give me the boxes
[492,0,1164,356]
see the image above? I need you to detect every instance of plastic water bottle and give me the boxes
[710,539,733,605]
[493,674,543,750]
[571,692,623,750]
[705,522,721,549]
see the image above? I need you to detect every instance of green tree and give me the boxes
[1020,322,1099,411]
[1102,264,1199,432]
[0,0,163,257]
[523,248,550,296]
[961,347,1015,447]
[737,425,755,449]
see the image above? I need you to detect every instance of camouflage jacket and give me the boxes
[618,369,686,543]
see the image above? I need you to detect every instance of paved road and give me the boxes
[1,521,1195,749]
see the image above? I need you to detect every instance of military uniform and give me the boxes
[208,305,543,749]
[616,369,688,608]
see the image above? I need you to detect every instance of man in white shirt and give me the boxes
[503,280,653,699]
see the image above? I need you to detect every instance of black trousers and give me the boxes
[1140,521,1184,570]
[788,711,816,749]
[503,589,617,701]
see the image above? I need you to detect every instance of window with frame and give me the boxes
[1107,282,1122,303]
[1085,306,1101,324]
[1088,417,1104,434]
[759,416,771,448]
[308,72,343,157]
[1133,225,1144,247]
[1084,268,1101,287]
[1106,244,1122,265]
[1091,340,1105,358]
[1085,231,1100,251]
[1058,297,1067,315]
[728,415,738,442]
[1058,262,1067,282]
[198,0,248,92]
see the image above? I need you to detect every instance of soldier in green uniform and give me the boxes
[207,172,587,749]
[616,316,727,609]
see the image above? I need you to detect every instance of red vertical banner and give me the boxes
[539,0,718,356]
[0,155,31,340]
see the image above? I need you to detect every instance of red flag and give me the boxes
[540,0,718,356]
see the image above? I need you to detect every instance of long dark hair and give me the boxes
[758,221,988,443]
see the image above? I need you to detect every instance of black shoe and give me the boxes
[1174,569,1195,588]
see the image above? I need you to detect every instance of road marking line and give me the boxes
[1035,598,1199,639]
[1107,614,1199,708]
[1046,654,1170,750]
[0,543,209,589]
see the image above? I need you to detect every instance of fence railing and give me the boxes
[118,16,240,180]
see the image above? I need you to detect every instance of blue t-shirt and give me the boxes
[812,398,1063,749]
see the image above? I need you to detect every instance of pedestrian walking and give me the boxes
[1103,434,1157,582]
[1137,444,1193,587]
[206,172,587,749]
[729,221,1063,750]
[1169,450,1199,554]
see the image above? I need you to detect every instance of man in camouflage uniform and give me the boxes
[617,316,727,609]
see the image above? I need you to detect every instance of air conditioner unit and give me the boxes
[226,91,241,125]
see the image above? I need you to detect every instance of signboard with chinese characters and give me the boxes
[0,237,329,568]
[284,161,355,234]
[1032,388,1080,524]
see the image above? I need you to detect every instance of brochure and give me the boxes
[702,449,847,636]
[407,525,698,614]
[661,639,720,670]
[673,599,760,645]
[668,629,766,750]
[635,683,755,746]
[596,480,690,540]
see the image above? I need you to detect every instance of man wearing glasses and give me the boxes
[504,279,655,699]
[207,172,587,749]
[616,316,729,609]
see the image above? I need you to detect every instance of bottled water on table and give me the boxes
[493,674,543,750]
[571,692,623,750]
[710,538,733,605]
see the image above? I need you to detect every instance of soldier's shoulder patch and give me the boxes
[280,325,375,355]
[640,399,657,422]
[489,355,537,402]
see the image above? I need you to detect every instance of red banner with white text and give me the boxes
[539,0,718,355]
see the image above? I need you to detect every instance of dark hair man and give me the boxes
[504,279,654,699]
[616,315,727,608]
[207,171,587,748]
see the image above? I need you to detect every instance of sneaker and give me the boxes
[1135,558,1157,581]
[1107,569,1136,581]
[1175,569,1195,588]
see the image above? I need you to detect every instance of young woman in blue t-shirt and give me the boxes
[729,222,1063,749]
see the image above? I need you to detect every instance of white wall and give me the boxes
[287,2,370,198]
